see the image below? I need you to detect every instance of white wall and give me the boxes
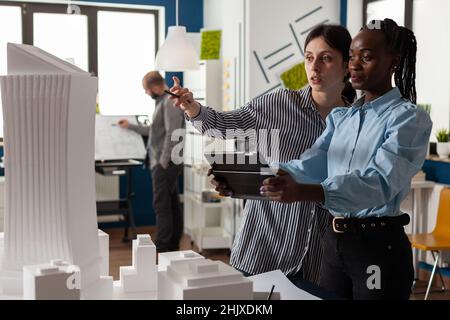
[346,0,363,37]
[205,0,341,105]
[413,0,450,141]
[245,0,341,100]
[203,0,225,29]
[204,0,245,109]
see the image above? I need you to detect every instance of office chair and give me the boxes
[409,187,450,300]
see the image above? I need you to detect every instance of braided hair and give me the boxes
[363,18,417,104]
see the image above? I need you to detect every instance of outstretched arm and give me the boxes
[168,76,257,138]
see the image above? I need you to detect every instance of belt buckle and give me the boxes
[332,216,345,233]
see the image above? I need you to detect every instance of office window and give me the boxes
[0,1,159,127]
[97,11,156,116]
[0,5,22,75]
[0,4,22,138]
[34,13,88,71]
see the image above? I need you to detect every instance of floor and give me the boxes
[104,226,450,300]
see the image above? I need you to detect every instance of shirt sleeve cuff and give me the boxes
[320,178,334,210]
[277,162,303,184]
[185,105,207,123]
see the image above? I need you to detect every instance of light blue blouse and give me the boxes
[279,87,432,218]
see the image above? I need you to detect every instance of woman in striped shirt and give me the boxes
[169,24,355,287]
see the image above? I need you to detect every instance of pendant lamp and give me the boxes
[155,0,199,71]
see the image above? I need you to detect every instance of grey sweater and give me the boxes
[129,93,185,169]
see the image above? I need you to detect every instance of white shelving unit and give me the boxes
[183,59,237,252]
[185,190,234,252]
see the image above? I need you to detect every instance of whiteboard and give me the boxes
[95,115,147,161]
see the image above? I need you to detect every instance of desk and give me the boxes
[409,180,435,278]
[95,159,143,242]
[248,270,338,300]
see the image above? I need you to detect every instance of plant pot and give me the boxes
[436,142,450,159]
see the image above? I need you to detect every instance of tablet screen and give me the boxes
[204,152,275,200]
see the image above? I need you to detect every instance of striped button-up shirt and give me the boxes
[189,86,331,283]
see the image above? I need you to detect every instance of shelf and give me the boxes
[411,180,435,189]
[96,199,129,214]
[193,227,232,250]
[183,60,233,252]
[97,214,123,223]
[187,192,233,209]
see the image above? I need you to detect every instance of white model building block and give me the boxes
[0,232,3,273]
[98,229,109,277]
[158,250,204,271]
[74,229,113,299]
[112,280,157,300]
[119,234,157,292]
[81,276,114,300]
[23,260,80,300]
[0,232,3,254]
[158,259,253,300]
[0,43,110,298]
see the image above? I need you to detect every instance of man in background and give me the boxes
[118,71,185,252]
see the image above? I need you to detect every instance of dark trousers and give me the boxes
[152,162,183,252]
[319,222,414,300]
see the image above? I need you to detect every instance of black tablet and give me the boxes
[204,152,276,200]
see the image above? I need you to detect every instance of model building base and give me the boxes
[0,231,113,300]
[158,259,253,300]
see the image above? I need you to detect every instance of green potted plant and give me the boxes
[417,103,431,115]
[435,128,450,159]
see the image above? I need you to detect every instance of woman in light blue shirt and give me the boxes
[261,19,432,300]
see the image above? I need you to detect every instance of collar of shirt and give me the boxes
[350,87,402,116]
[300,84,352,111]
[157,94,166,102]
[298,85,317,110]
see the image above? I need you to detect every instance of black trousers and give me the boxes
[152,162,183,252]
[318,219,414,300]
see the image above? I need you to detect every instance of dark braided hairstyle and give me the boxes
[363,18,417,104]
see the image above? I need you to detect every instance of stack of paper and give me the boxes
[0,43,107,296]
[249,269,321,300]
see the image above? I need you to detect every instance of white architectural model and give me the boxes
[158,250,204,271]
[98,230,109,277]
[23,260,80,300]
[0,43,112,299]
[118,234,157,293]
[158,259,253,300]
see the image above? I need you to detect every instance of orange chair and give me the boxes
[409,187,450,300]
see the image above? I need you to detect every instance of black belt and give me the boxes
[329,214,410,234]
